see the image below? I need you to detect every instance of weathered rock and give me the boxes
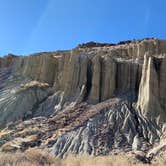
[0,38,165,159]
[0,80,51,128]
[100,56,116,101]
[137,54,166,125]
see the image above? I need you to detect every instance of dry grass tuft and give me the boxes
[0,150,165,166]
[0,148,58,166]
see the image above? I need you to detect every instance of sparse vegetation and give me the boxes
[0,149,58,166]
[0,149,165,166]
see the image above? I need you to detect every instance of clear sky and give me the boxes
[0,0,166,56]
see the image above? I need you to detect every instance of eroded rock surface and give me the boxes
[0,38,165,160]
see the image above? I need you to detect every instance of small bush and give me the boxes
[0,150,165,166]
[0,149,59,166]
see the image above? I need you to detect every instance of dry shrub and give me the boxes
[0,148,60,166]
[0,152,29,166]
[60,154,134,166]
[0,151,165,166]
[25,148,58,165]
[59,154,166,166]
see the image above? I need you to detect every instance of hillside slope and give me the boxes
[0,38,166,162]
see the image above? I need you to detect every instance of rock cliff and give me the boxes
[0,38,166,160]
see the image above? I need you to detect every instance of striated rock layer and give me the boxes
[0,38,166,159]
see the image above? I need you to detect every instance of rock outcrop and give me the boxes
[137,54,166,125]
[0,38,166,160]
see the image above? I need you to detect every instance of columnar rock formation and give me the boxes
[137,55,166,125]
[0,38,165,159]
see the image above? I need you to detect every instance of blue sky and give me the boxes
[0,0,166,56]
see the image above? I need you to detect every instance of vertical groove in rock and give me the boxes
[84,59,92,101]
[99,56,103,102]
[0,39,166,158]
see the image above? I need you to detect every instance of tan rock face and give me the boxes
[100,56,116,101]
[14,54,57,85]
[0,38,166,157]
[0,39,165,126]
[137,55,166,124]
[88,55,101,103]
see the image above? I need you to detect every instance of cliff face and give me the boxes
[0,39,166,159]
[137,55,166,124]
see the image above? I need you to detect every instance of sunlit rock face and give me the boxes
[0,38,166,158]
[137,55,166,125]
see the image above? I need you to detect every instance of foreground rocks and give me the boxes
[0,38,166,162]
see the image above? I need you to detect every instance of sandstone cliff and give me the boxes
[0,38,166,161]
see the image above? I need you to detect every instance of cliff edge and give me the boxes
[0,38,165,160]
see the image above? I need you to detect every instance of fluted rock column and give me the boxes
[137,54,166,124]
[116,60,140,94]
[60,50,88,102]
[159,57,166,113]
[100,56,116,101]
[88,55,101,104]
[13,55,56,85]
